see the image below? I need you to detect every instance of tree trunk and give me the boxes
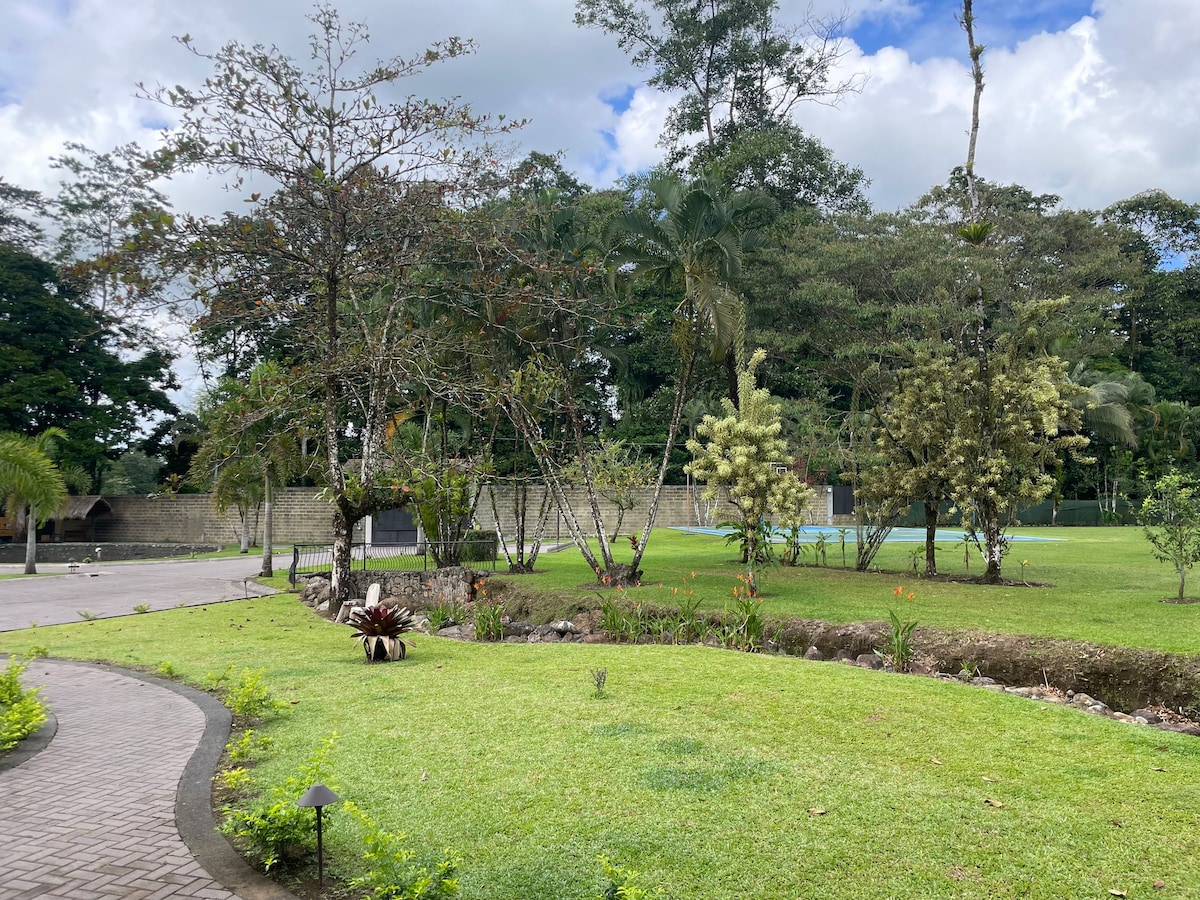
[1179,569,1186,602]
[628,349,697,580]
[260,473,274,578]
[329,509,354,619]
[239,511,250,554]
[924,500,939,577]
[23,505,37,575]
[980,504,1004,584]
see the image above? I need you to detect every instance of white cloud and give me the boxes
[3,0,1199,412]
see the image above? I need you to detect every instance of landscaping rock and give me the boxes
[1132,708,1162,724]
[335,598,369,624]
[298,576,330,608]
[971,676,998,686]
[855,653,883,670]
[804,646,823,661]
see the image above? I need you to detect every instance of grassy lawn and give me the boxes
[3,595,1199,899]
[5,525,1200,898]
[498,526,1200,655]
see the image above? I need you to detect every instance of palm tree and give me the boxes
[190,363,310,577]
[606,172,774,577]
[0,430,69,574]
[609,172,773,370]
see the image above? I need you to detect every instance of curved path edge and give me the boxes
[3,655,299,900]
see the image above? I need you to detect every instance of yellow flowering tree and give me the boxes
[685,349,810,593]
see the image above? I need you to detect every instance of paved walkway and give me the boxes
[0,659,294,900]
[0,556,286,632]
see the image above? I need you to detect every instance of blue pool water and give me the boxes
[673,525,1062,543]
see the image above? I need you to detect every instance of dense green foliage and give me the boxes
[0,244,176,488]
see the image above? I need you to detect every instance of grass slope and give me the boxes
[5,596,1200,899]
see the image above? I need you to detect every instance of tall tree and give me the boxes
[190,363,309,575]
[606,172,772,580]
[0,178,45,251]
[50,141,173,319]
[575,0,856,155]
[0,243,177,488]
[143,5,516,615]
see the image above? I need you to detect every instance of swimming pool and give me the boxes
[672,525,1062,543]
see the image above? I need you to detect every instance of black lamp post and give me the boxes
[297,783,340,886]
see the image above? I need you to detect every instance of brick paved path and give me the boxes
[0,660,292,900]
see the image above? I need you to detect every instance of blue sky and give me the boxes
[847,0,1100,59]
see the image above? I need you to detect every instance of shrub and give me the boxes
[460,529,498,563]
[875,609,918,672]
[425,602,464,632]
[0,658,48,752]
[473,600,504,642]
[226,728,273,762]
[722,580,766,652]
[203,666,289,718]
[597,855,659,899]
[345,800,461,899]
[220,733,338,872]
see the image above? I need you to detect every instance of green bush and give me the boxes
[0,658,48,752]
[203,665,288,718]
[473,600,504,642]
[220,733,338,872]
[460,530,498,563]
[345,800,461,899]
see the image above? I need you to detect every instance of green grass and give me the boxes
[498,526,1200,654]
[3,596,1199,899]
[175,544,291,560]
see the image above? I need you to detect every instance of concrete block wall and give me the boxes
[95,489,361,545]
[93,484,840,546]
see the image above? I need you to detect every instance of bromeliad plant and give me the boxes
[349,605,416,662]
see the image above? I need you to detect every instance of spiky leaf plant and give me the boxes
[348,605,415,662]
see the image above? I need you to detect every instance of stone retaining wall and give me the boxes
[0,542,219,563]
[347,566,479,606]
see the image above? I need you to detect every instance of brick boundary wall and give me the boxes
[84,484,839,546]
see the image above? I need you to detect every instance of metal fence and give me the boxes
[290,540,497,586]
